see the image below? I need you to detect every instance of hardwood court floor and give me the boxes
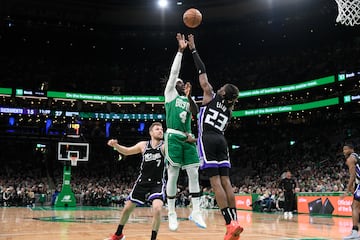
[0,206,352,240]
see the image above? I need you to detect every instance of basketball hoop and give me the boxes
[335,0,360,26]
[70,156,78,166]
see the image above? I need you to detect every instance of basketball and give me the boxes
[183,8,202,28]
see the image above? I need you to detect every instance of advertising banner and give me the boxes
[235,195,253,210]
[297,195,352,216]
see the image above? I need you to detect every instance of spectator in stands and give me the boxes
[3,188,12,207]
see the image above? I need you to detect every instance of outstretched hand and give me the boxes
[187,34,196,50]
[107,139,118,147]
[176,33,188,52]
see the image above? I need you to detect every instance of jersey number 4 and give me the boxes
[204,109,228,131]
[179,111,187,123]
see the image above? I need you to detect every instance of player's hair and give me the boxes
[176,78,183,83]
[175,79,185,96]
[224,84,239,101]
[344,142,354,149]
[149,122,162,132]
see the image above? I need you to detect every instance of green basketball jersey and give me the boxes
[165,95,192,133]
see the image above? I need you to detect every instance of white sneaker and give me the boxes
[343,230,360,240]
[168,211,179,231]
[284,212,288,219]
[189,211,207,229]
[288,212,293,218]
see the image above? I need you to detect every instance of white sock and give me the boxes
[168,198,176,213]
[192,197,200,212]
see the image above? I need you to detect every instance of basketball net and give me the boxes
[70,156,78,166]
[335,0,360,26]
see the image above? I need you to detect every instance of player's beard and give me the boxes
[154,136,163,141]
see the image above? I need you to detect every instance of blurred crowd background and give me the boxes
[0,0,359,209]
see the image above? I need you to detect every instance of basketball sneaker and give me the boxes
[189,211,207,229]
[224,220,243,240]
[168,211,179,231]
[103,234,125,240]
[343,230,360,240]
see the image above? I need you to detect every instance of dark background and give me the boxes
[0,0,359,191]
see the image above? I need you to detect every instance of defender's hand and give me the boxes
[187,34,196,50]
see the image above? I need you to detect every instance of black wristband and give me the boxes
[191,50,206,75]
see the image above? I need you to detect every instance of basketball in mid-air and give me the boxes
[183,8,202,28]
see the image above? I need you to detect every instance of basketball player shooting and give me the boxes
[164,33,207,231]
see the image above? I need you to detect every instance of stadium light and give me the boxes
[158,0,168,8]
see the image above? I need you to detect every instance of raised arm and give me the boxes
[107,139,146,156]
[185,82,199,115]
[164,33,188,103]
[188,34,214,105]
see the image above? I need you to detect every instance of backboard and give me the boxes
[58,142,89,165]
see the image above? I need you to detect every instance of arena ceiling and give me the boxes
[2,0,336,27]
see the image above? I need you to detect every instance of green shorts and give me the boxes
[164,129,200,169]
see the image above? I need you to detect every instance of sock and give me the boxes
[191,197,200,212]
[115,224,124,236]
[221,207,232,225]
[230,207,237,221]
[353,226,359,231]
[151,230,157,240]
[167,198,176,213]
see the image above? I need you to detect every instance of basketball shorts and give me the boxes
[354,184,360,201]
[198,132,231,171]
[128,179,166,205]
[164,130,200,169]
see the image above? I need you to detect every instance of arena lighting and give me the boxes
[138,122,145,133]
[45,119,52,134]
[105,122,111,138]
[158,0,168,8]
[8,116,15,126]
